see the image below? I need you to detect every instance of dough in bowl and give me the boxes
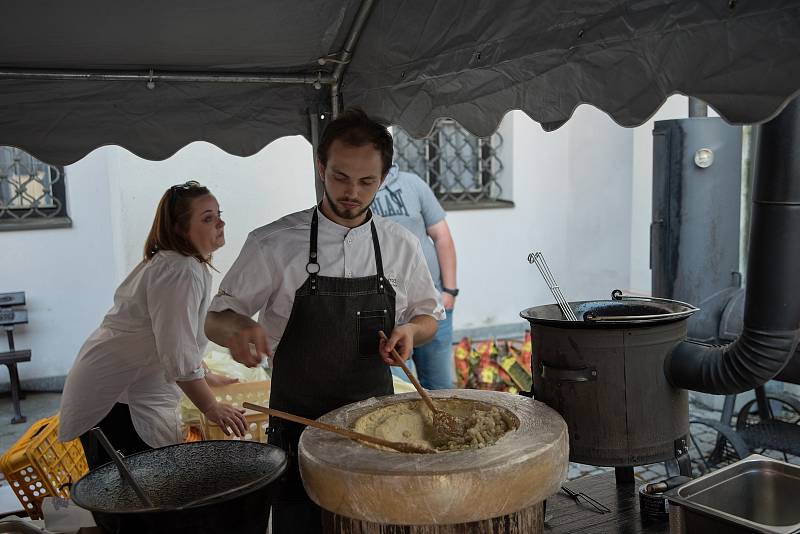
[353,398,518,451]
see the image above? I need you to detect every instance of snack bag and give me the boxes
[520,330,532,370]
[453,337,473,387]
[493,341,518,392]
[473,339,497,389]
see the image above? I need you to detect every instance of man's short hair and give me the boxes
[317,108,394,176]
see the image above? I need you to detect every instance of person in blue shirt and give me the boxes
[371,164,458,389]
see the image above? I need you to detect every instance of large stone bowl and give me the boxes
[299,389,568,527]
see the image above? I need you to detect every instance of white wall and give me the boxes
[447,105,636,331]
[1,148,118,381]
[565,106,634,299]
[104,137,316,286]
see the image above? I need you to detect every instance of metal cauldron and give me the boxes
[71,440,287,534]
[520,291,699,466]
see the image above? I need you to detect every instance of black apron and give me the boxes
[268,208,395,534]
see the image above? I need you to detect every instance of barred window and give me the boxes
[0,147,71,230]
[393,118,511,210]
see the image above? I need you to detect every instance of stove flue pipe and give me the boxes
[665,98,800,394]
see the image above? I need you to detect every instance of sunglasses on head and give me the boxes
[170,180,201,191]
[168,181,204,211]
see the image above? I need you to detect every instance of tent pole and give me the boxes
[689,97,708,118]
[330,0,376,117]
[0,68,334,86]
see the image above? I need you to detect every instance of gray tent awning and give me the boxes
[2,0,799,165]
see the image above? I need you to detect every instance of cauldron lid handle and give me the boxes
[610,290,699,312]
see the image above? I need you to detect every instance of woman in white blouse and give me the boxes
[59,181,247,469]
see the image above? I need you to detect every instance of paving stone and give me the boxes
[0,393,62,452]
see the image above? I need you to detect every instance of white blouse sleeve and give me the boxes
[146,259,207,382]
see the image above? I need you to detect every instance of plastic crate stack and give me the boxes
[0,415,88,519]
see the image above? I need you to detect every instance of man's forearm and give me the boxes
[409,314,438,346]
[204,309,249,346]
[205,309,271,366]
[433,233,457,289]
[437,242,457,289]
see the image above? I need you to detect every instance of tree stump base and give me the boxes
[321,502,544,534]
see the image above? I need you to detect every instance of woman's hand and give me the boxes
[204,402,248,437]
[204,371,239,388]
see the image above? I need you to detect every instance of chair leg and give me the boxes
[6,363,26,424]
[755,386,772,420]
[709,394,737,464]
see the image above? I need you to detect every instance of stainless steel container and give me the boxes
[667,455,800,534]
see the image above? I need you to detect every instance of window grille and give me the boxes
[393,118,508,209]
[0,147,70,230]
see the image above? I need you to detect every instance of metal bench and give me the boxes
[1,291,30,424]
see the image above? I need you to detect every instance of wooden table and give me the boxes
[545,472,671,533]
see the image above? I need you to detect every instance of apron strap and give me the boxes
[308,207,386,294]
[369,220,386,293]
[307,209,321,294]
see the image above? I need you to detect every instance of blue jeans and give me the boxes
[392,311,455,390]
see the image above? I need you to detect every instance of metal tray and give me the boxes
[668,455,800,533]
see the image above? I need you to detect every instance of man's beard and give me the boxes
[323,182,372,221]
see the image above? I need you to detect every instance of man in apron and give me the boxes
[205,108,444,533]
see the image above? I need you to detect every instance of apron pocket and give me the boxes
[357,309,387,358]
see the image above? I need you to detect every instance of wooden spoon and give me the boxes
[378,331,465,440]
[242,402,435,454]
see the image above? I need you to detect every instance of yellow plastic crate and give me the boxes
[199,380,271,442]
[201,409,270,442]
[0,415,88,519]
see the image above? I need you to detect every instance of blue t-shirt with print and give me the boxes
[371,166,446,289]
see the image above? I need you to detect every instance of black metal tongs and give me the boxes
[560,485,611,514]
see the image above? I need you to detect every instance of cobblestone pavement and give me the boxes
[0,392,62,452]
[567,394,800,483]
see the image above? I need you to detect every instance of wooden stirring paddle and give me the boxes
[378,331,465,440]
[241,402,435,454]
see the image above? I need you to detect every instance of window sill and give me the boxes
[441,199,515,211]
[0,216,73,231]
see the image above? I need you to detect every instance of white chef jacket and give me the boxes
[59,251,211,448]
[209,207,445,354]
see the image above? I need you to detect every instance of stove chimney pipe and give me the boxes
[688,97,708,118]
[665,98,800,393]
